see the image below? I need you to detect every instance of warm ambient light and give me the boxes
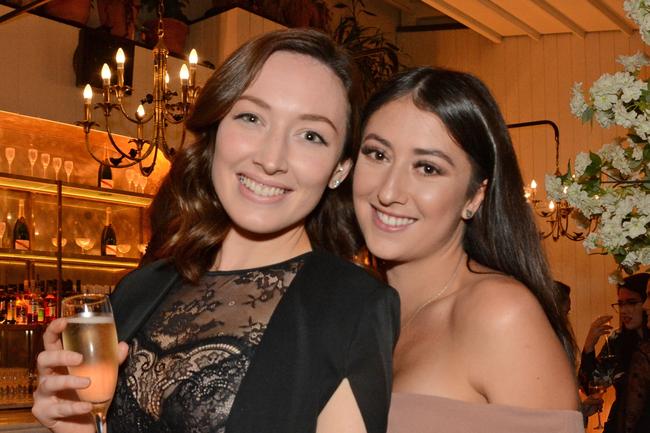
[83,84,93,102]
[136,104,145,120]
[115,48,125,66]
[189,49,198,65]
[101,63,111,83]
[179,64,189,82]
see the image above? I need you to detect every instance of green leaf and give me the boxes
[582,107,594,123]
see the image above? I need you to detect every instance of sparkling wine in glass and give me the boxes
[64,160,74,183]
[28,148,38,177]
[61,294,119,433]
[52,157,62,181]
[41,153,50,178]
[5,147,15,173]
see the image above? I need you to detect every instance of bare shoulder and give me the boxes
[451,268,578,410]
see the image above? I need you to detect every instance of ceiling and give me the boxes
[386,0,637,43]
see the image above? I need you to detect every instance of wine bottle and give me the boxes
[101,207,117,256]
[97,150,113,189]
[13,199,30,250]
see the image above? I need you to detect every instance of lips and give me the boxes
[239,174,288,198]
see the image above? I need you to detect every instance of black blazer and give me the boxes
[110,249,400,433]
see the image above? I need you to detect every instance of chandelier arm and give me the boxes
[116,103,153,124]
[104,121,143,161]
[84,133,110,166]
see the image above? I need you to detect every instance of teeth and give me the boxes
[376,210,415,227]
[239,175,287,197]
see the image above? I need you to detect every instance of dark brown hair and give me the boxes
[360,67,578,366]
[146,28,363,282]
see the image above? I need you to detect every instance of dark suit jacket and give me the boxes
[110,249,400,433]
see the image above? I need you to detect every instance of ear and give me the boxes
[328,159,353,189]
[462,179,488,220]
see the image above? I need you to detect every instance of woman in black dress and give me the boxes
[31,28,399,433]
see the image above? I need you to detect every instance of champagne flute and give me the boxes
[61,294,119,433]
[52,157,62,181]
[41,153,50,178]
[5,147,15,173]
[28,148,38,177]
[64,160,74,183]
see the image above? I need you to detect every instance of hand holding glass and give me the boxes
[61,294,119,433]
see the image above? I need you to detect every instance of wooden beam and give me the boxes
[420,0,503,43]
[382,0,415,14]
[530,0,586,38]
[0,0,52,25]
[586,0,634,35]
[475,0,541,40]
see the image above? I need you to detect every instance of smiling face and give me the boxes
[353,96,485,263]
[212,51,351,237]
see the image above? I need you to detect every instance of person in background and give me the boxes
[353,67,583,433]
[578,272,650,433]
[618,278,650,433]
[31,28,399,433]
[555,280,604,423]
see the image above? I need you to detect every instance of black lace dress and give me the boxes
[108,256,304,433]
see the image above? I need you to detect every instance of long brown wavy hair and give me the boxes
[145,29,363,283]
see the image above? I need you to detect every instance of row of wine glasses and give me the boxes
[125,169,148,193]
[53,237,147,256]
[5,146,73,181]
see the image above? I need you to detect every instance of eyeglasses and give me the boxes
[611,300,643,312]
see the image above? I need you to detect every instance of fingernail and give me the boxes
[70,352,83,364]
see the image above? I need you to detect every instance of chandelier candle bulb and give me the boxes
[136,105,145,138]
[115,48,125,89]
[189,48,198,87]
[180,64,189,106]
[549,200,555,210]
[83,84,93,122]
[101,64,111,103]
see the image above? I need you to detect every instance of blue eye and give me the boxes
[235,113,259,124]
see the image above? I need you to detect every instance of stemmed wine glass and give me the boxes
[75,237,93,254]
[116,244,131,257]
[61,294,119,433]
[51,237,67,249]
[52,157,62,181]
[5,147,15,174]
[125,169,135,192]
[64,160,74,183]
[590,360,615,430]
[28,148,38,177]
[41,153,50,178]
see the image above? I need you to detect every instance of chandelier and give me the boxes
[508,120,598,242]
[76,1,200,176]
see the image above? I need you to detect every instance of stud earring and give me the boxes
[331,179,341,189]
[464,209,474,219]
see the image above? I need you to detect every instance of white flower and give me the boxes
[566,183,602,217]
[583,233,599,251]
[544,175,565,201]
[632,142,645,160]
[590,73,620,111]
[623,216,649,239]
[618,52,650,72]
[574,152,591,177]
[570,83,588,117]
[595,110,614,128]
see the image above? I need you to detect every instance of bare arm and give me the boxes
[316,379,367,433]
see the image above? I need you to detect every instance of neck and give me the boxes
[386,246,467,325]
[214,222,311,271]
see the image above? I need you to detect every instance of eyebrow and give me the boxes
[363,133,456,167]
[238,95,339,133]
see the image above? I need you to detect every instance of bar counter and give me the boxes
[0,410,48,432]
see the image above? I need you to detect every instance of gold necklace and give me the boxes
[400,254,464,330]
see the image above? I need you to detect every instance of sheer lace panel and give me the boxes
[108,255,306,433]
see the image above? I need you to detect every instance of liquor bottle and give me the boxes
[43,281,57,323]
[0,285,6,323]
[97,148,113,189]
[15,284,26,324]
[100,207,117,256]
[5,285,16,324]
[13,199,30,250]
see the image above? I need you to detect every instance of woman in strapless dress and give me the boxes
[353,67,584,433]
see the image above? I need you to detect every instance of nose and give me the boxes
[253,127,289,175]
[377,165,408,206]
